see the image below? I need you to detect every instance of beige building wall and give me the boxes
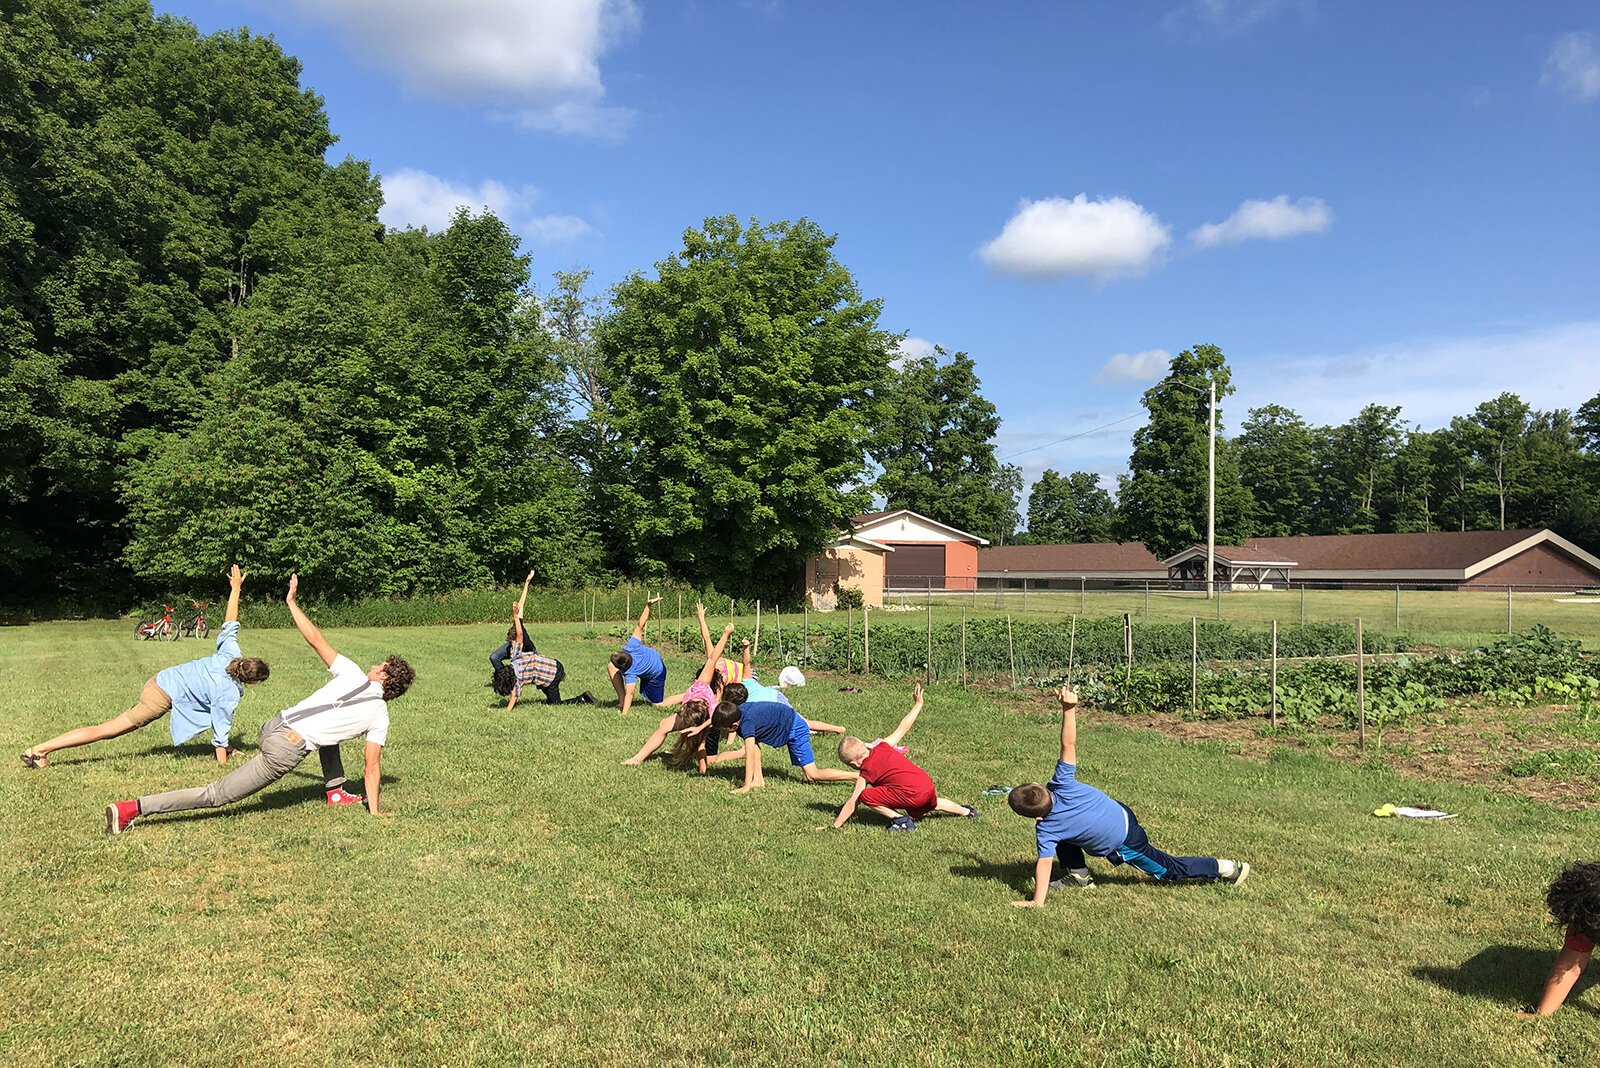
[806,546,886,609]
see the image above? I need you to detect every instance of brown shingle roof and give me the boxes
[1227,530,1541,570]
[980,542,1164,572]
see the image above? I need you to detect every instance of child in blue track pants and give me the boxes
[1007,687,1250,906]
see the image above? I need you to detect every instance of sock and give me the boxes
[1217,859,1237,879]
[1069,867,1091,879]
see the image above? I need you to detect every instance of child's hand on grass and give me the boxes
[1011,899,1042,909]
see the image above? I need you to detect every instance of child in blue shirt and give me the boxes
[706,698,852,794]
[1007,686,1250,906]
[608,596,667,714]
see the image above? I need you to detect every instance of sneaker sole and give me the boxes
[104,804,124,835]
[1229,862,1250,886]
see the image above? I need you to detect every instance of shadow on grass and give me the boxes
[941,849,1034,894]
[156,774,402,825]
[1412,944,1599,1017]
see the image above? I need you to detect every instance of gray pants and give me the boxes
[139,715,309,816]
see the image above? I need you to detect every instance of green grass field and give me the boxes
[1,621,1595,1066]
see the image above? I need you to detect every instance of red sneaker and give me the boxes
[104,800,138,835]
[325,787,364,806]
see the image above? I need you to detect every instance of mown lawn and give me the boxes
[1,621,1594,1066]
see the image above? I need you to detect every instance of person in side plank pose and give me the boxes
[832,683,981,831]
[103,575,413,833]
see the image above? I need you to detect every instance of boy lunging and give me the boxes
[833,683,980,831]
[103,575,414,833]
[1008,687,1249,906]
[608,596,666,715]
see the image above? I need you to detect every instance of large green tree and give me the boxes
[1310,404,1406,534]
[870,347,1019,544]
[0,1,358,604]
[1025,469,1114,543]
[1234,405,1316,537]
[1115,345,1251,558]
[1467,392,1531,531]
[123,208,591,596]
[591,216,893,596]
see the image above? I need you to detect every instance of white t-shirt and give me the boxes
[279,654,390,748]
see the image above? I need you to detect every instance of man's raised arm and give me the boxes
[286,574,338,667]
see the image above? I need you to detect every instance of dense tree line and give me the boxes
[3,4,1595,610]
[1054,347,1600,559]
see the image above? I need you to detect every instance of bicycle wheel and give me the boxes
[195,619,209,640]
[135,619,152,639]
[162,620,179,641]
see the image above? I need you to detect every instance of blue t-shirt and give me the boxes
[737,701,798,749]
[1034,761,1129,859]
[619,636,666,687]
[156,620,246,748]
[739,677,790,706]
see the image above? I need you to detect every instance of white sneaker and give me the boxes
[1220,860,1250,885]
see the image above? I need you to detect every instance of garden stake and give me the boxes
[863,604,871,675]
[803,604,809,666]
[1508,586,1513,634]
[847,604,854,673]
[925,599,932,685]
[961,608,968,687]
[1123,613,1132,681]
[1067,615,1077,686]
[754,599,761,656]
[626,587,631,631]
[1357,617,1366,750]
[1191,616,1198,716]
[775,602,783,662]
[1007,615,1017,690]
[1270,619,1279,728]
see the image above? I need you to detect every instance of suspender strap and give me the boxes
[282,681,376,726]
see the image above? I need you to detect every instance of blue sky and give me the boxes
[162,1,1600,495]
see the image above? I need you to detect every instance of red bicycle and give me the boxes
[179,600,211,640]
[135,604,179,641]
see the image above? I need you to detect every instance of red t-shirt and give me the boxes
[860,743,934,792]
[1564,925,1595,954]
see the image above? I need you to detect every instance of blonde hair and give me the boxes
[837,736,869,766]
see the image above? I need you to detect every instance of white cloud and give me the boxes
[1095,349,1172,384]
[979,195,1171,280]
[1165,0,1312,33]
[379,168,592,242]
[1232,321,1600,429]
[892,336,937,369]
[288,0,640,137]
[1189,196,1333,248]
[1542,32,1600,103]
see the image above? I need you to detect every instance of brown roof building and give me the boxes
[980,529,1600,591]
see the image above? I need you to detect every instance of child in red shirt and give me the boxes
[832,683,980,831]
[1523,860,1600,1017]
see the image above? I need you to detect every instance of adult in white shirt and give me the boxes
[104,575,415,834]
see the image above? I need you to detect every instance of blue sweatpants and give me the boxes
[1061,802,1220,882]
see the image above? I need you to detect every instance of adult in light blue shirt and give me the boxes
[22,566,271,769]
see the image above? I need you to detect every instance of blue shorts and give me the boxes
[784,717,814,767]
[630,671,667,704]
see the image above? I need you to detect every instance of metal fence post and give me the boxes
[1508,586,1514,634]
[1123,613,1132,681]
[1394,585,1400,631]
[1300,584,1306,625]
[1080,576,1086,614]
[1144,581,1150,619]
[1067,615,1077,686]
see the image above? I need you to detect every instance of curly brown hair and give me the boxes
[380,655,415,701]
[1548,860,1600,942]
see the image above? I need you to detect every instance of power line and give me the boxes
[998,411,1144,463]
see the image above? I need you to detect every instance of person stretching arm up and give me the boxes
[608,596,665,716]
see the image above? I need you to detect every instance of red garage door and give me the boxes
[885,544,946,590]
